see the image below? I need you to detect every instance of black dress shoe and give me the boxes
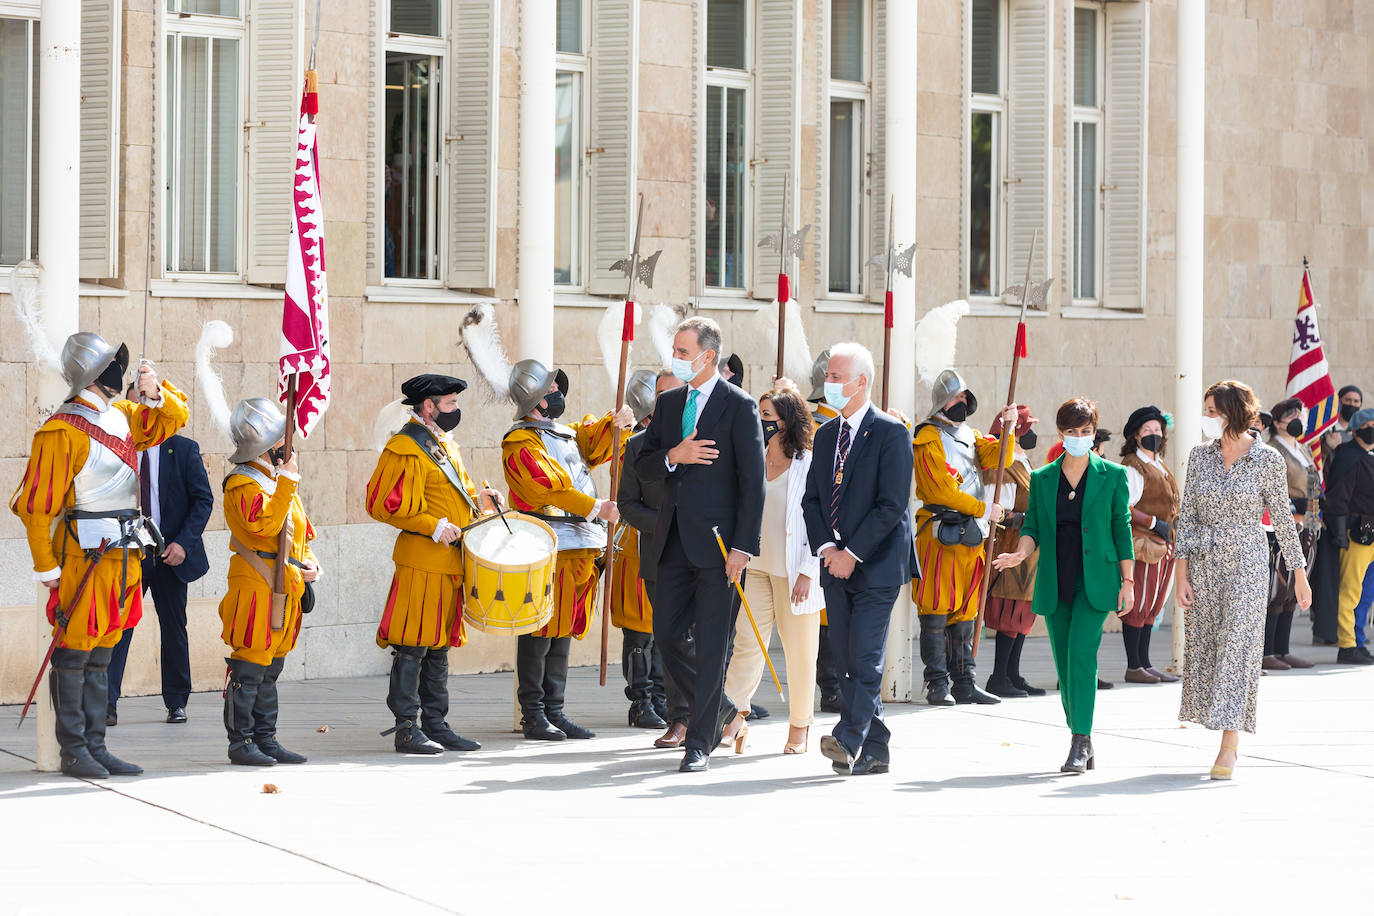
[679,747,710,772]
[951,682,1001,705]
[925,683,956,707]
[228,740,278,767]
[1357,646,1374,662]
[819,735,855,774]
[388,721,445,754]
[819,693,843,714]
[257,737,307,764]
[746,703,771,721]
[1096,678,1114,690]
[166,707,187,724]
[426,724,481,751]
[548,715,595,739]
[1010,677,1046,697]
[1336,647,1374,665]
[985,674,1029,698]
[849,753,890,776]
[106,706,117,727]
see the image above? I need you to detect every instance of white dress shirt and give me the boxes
[142,443,162,529]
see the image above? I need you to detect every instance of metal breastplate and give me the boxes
[538,426,606,551]
[941,425,989,536]
[56,402,155,550]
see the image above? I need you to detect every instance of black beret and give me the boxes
[1339,384,1363,400]
[1122,405,1166,441]
[401,374,468,406]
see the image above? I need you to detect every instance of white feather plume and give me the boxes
[597,300,640,387]
[647,303,679,366]
[194,319,235,444]
[755,301,814,385]
[914,299,970,385]
[8,260,61,372]
[372,398,412,451]
[459,303,513,403]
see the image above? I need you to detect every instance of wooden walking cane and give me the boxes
[599,194,662,686]
[711,528,784,699]
[971,231,1038,656]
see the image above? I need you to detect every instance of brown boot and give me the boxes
[654,721,687,748]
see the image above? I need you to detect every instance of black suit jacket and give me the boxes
[634,376,766,570]
[149,434,214,584]
[803,405,915,589]
[617,430,666,578]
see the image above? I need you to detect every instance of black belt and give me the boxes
[251,549,310,570]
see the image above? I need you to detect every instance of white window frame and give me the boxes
[966,0,1007,304]
[555,1,590,290]
[1071,1,1105,307]
[700,0,752,297]
[825,0,870,301]
[381,4,448,287]
[161,3,247,281]
[0,3,39,271]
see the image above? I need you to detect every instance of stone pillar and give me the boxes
[516,0,555,365]
[1172,0,1205,673]
[882,0,918,703]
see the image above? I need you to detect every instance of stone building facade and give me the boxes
[0,0,1370,700]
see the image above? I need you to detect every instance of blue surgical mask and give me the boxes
[823,380,853,411]
[671,352,705,383]
[1062,435,1094,458]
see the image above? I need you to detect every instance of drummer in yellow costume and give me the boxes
[501,358,634,741]
[366,374,499,755]
[218,397,319,767]
[913,368,1016,707]
[11,332,187,778]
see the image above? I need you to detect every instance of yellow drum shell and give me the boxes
[461,513,558,636]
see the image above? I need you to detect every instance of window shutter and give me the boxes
[586,0,638,295]
[812,0,829,294]
[447,0,500,289]
[751,0,801,300]
[865,0,886,302]
[79,1,120,279]
[1102,0,1148,310]
[245,0,303,284]
[1004,0,1051,293]
[366,0,382,285]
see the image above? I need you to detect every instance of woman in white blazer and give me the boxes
[721,385,826,755]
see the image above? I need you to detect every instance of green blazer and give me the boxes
[1021,451,1134,614]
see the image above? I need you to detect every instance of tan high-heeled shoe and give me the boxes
[783,725,809,755]
[732,721,749,755]
[1210,741,1239,780]
[719,711,747,748]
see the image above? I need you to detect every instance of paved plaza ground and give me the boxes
[1,627,1371,914]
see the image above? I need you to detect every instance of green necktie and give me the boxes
[682,389,700,439]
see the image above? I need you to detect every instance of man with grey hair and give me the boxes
[634,316,766,772]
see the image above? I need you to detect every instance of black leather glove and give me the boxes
[1150,518,1172,542]
[1329,515,1350,549]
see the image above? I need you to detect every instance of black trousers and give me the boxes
[642,576,695,725]
[652,519,739,753]
[108,559,192,711]
[824,581,900,762]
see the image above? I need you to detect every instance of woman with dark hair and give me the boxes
[1117,406,1181,684]
[1263,397,1320,670]
[994,398,1135,774]
[720,384,824,755]
[1175,380,1310,779]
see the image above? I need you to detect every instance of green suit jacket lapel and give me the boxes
[1082,452,1108,515]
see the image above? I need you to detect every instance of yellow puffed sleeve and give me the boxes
[914,426,986,519]
[115,380,190,451]
[9,423,88,575]
[366,447,442,538]
[502,428,595,518]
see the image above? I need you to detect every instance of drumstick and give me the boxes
[711,526,784,699]
[481,480,514,535]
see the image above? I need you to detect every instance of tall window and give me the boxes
[0,14,39,266]
[968,0,1003,298]
[164,1,242,274]
[828,0,867,296]
[555,0,586,287]
[384,1,444,281]
[704,0,749,291]
[1072,4,1103,302]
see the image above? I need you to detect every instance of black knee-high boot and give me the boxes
[622,630,665,728]
[919,613,954,705]
[254,657,306,763]
[419,648,480,751]
[949,620,999,705]
[83,647,141,774]
[517,634,564,740]
[386,646,442,754]
[51,647,107,778]
[225,658,276,766]
[1008,633,1044,695]
[985,633,1027,698]
[544,636,594,739]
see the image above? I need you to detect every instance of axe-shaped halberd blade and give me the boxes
[998,276,1056,311]
[866,242,916,278]
[609,248,664,290]
[758,225,812,263]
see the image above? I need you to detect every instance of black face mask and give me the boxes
[1139,433,1163,453]
[943,401,969,423]
[762,419,781,445]
[434,407,462,432]
[270,446,287,466]
[96,360,124,400]
[1340,403,1359,422]
[1357,426,1374,446]
[1019,429,1038,450]
[542,390,566,420]
[1284,418,1303,438]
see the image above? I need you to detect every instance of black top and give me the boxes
[1056,469,1087,603]
[1325,442,1374,518]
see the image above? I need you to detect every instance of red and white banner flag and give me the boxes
[278,78,330,437]
[1285,265,1336,463]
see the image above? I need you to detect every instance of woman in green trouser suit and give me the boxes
[994,398,1136,773]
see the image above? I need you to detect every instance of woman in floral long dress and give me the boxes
[1174,380,1311,780]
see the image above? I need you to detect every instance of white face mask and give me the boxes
[1200,414,1226,440]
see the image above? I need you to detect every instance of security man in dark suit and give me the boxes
[108,429,214,724]
[802,343,915,776]
[634,317,766,773]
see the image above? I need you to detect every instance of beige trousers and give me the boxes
[724,570,821,727]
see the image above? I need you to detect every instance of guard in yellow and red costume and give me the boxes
[218,397,319,767]
[501,359,633,741]
[912,368,1016,707]
[366,374,499,755]
[11,332,188,778]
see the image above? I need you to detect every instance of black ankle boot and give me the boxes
[224,658,277,766]
[920,614,955,706]
[544,637,595,739]
[1060,734,1095,774]
[622,632,663,728]
[419,648,480,751]
[254,657,306,764]
[51,648,108,779]
[628,700,667,729]
[521,712,567,741]
[949,621,1000,705]
[386,647,442,754]
[83,647,141,775]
